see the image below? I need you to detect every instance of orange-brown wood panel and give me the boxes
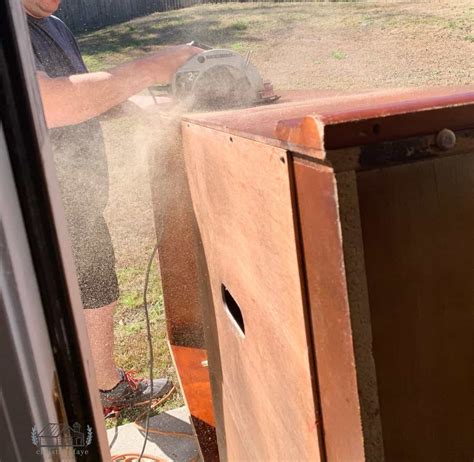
[357,153,474,462]
[186,87,474,155]
[274,87,474,152]
[293,159,383,462]
[182,123,323,461]
[170,346,219,461]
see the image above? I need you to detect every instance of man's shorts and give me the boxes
[67,212,120,309]
[51,120,120,309]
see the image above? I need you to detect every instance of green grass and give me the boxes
[230,41,245,52]
[331,50,347,60]
[77,2,473,91]
[230,20,248,31]
[78,5,256,72]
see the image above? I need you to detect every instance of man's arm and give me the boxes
[37,45,200,128]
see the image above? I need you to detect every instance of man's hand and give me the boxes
[37,45,203,128]
[140,45,203,85]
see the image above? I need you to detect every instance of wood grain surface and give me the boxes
[182,123,323,461]
[182,87,474,158]
[357,152,474,462]
[276,86,474,152]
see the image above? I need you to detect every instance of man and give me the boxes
[23,0,201,415]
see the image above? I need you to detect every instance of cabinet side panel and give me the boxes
[183,125,323,461]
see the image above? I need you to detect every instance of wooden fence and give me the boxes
[56,0,204,32]
[56,0,356,33]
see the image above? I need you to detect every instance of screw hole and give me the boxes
[230,137,233,143]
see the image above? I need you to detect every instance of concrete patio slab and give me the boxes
[107,406,200,461]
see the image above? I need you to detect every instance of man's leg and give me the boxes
[70,214,171,412]
[83,301,120,390]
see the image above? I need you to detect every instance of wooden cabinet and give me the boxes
[153,87,474,461]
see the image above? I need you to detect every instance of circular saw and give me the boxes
[170,47,280,111]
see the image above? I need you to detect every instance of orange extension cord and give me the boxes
[110,385,200,462]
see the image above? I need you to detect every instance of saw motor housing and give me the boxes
[171,49,278,111]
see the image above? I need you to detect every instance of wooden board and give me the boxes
[182,123,323,461]
[275,86,474,152]
[293,160,383,462]
[182,89,344,158]
[170,346,219,461]
[184,87,474,158]
[357,153,474,462]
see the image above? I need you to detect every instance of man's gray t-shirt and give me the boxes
[28,14,87,77]
[27,14,109,217]
[27,14,119,309]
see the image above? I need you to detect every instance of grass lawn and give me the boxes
[78,2,473,88]
[74,1,473,426]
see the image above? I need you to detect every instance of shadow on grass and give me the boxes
[79,19,264,55]
[77,1,473,64]
[76,3,348,59]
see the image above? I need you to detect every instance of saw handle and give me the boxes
[186,40,213,51]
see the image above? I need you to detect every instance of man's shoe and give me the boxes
[100,369,172,417]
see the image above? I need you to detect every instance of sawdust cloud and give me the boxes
[48,99,188,311]
[102,86,246,269]
[50,54,263,311]
[102,100,190,269]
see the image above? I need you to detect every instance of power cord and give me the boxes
[137,241,159,461]
[110,242,198,462]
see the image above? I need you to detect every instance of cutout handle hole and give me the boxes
[222,284,245,337]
